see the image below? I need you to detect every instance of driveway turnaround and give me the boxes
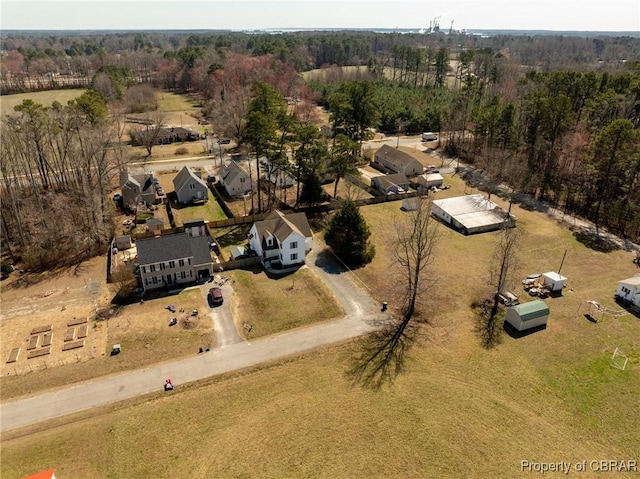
[0,244,384,433]
[200,282,243,348]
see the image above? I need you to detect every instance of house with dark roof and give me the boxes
[371,173,410,195]
[248,210,312,270]
[120,170,157,210]
[136,228,213,292]
[374,144,423,176]
[219,161,252,197]
[173,166,208,204]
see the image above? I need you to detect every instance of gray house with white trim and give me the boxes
[173,166,208,204]
[219,161,252,197]
[136,231,213,292]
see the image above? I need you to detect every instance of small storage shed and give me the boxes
[615,274,640,307]
[402,197,419,211]
[416,173,444,189]
[542,272,567,292]
[505,300,549,332]
[115,235,132,251]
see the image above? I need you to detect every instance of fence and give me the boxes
[213,256,261,271]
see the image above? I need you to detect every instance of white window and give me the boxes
[190,183,195,189]
[181,271,187,279]
[290,253,298,261]
[169,260,175,268]
[290,241,298,249]
[150,264,156,272]
[179,259,185,267]
[267,237,272,246]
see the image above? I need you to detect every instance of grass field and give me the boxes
[2,173,639,478]
[0,89,86,115]
[227,267,344,339]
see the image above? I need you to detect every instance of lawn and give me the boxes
[156,92,201,112]
[171,190,228,225]
[0,89,87,115]
[3,172,639,478]
[227,267,344,339]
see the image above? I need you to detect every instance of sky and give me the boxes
[1,0,639,32]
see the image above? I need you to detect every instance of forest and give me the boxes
[1,29,639,270]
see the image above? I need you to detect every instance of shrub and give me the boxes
[175,146,189,155]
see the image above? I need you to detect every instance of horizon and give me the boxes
[1,1,639,33]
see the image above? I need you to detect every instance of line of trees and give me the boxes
[0,93,118,269]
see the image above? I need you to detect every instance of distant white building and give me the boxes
[432,194,515,235]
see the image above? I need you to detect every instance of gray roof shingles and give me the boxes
[136,233,212,266]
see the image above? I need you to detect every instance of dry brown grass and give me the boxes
[227,266,344,339]
[2,173,639,478]
[0,287,211,401]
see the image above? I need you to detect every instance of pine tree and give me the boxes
[324,200,375,267]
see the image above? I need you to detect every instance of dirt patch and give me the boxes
[0,254,213,399]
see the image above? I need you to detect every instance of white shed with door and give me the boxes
[615,274,640,307]
[542,272,567,293]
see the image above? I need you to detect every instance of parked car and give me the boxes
[424,165,439,174]
[156,187,165,196]
[217,137,231,144]
[113,193,122,202]
[209,287,223,306]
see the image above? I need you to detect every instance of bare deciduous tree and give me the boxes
[348,197,440,388]
[475,225,520,349]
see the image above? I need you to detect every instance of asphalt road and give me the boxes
[0,241,384,433]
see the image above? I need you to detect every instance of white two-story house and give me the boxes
[248,210,312,270]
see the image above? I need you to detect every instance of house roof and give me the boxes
[510,300,549,321]
[190,235,213,266]
[253,210,312,245]
[22,470,56,479]
[120,171,155,196]
[173,166,207,192]
[376,144,421,170]
[373,173,409,190]
[220,161,250,185]
[433,194,512,230]
[619,274,640,287]
[420,173,444,182]
[136,232,211,266]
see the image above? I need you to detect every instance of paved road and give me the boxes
[0,243,384,433]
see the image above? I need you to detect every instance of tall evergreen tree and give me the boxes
[324,200,375,267]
